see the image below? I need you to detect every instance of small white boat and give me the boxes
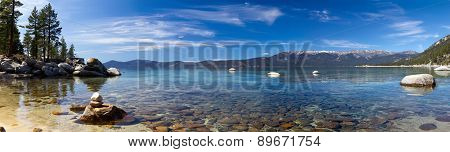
[228,68,236,71]
[267,72,280,77]
[434,66,450,71]
[312,71,320,74]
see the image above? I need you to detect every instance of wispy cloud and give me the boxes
[442,25,450,29]
[388,20,424,37]
[322,39,374,48]
[359,2,405,21]
[359,2,437,46]
[167,4,283,26]
[309,10,339,22]
[17,0,49,26]
[73,16,215,45]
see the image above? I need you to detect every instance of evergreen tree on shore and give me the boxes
[25,7,41,59]
[68,44,75,58]
[1,1,77,61]
[59,37,67,59]
[0,0,23,56]
[22,32,31,55]
[39,4,62,61]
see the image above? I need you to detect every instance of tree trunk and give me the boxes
[8,0,16,57]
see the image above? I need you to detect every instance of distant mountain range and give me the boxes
[392,35,450,65]
[104,50,418,68]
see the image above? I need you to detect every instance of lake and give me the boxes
[0,67,449,132]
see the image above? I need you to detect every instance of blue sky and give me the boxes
[18,0,450,62]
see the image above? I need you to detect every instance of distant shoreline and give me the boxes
[355,65,449,68]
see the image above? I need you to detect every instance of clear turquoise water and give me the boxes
[1,67,449,131]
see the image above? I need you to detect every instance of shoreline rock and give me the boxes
[79,92,127,124]
[0,126,5,132]
[400,74,436,87]
[0,57,121,79]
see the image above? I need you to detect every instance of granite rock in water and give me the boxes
[90,92,103,102]
[419,123,437,131]
[80,104,127,124]
[84,58,108,75]
[79,93,127,124]
[58,63,74,73]
[107,68,121,76]
[73,70,106,77]
[33,128,43,132]
[400,74,436,87]
[69,104,87,112]
[1,60,19,72]
[434,66,450,71]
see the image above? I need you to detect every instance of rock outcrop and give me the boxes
[0,126,5,132]
[400,74,436,87]
[0,57,121,78]
[79,92,127,124]
[73,58,121,77]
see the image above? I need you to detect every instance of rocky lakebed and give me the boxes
[0,64,450,132]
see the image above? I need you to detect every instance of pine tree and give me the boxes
[25,7,41,59]
[68,44,75,58]
[39,3,61,61]
[59,37,67,59]
[23,32,32,56]
[0,0,23,56]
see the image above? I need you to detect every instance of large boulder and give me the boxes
[33,61,45,70]
[74,64,85,71]
[16,62,33,74]
[80,104,127,124]
[79,93,126,124]
[1,60,20,73]
[85,58,108,75]
[0,126,5,132]
[107,68,121,76]
[42,63,68,77]
[24,58,37,67]
[58,63,74,73]
[400,74,436,87]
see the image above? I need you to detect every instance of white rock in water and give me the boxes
[400,74,436,87]
[228,68,236,71]
[267,72,280,77]
[107,68,121,76]
[312,71,320,74]
[434,66,450,71]
[90,92,103,102]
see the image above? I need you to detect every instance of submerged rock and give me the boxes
[401,86,434,96]
[419,123,437,131]
[33,128,43,132]
[73,70,106,77]
[435,115,450,122]
[69,104,87,112]
[400,74,436,87]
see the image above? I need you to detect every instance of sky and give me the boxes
[17,0,450,62]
